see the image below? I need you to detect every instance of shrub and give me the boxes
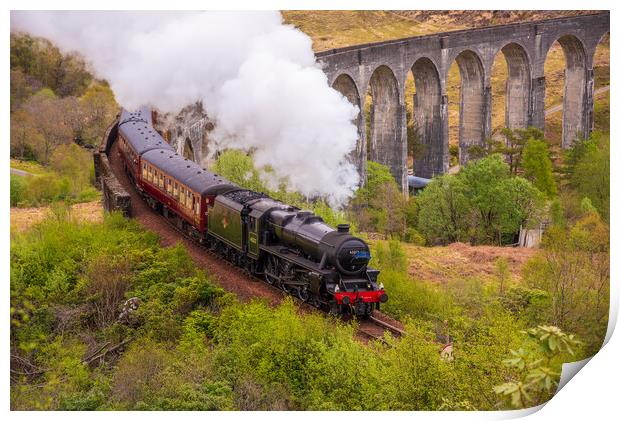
[10,174,25,206]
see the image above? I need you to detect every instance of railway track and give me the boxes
[356,314,406,343]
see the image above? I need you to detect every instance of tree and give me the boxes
[351,161,407,236]
[417,155,545,245]
[10,68,32,112]
[416,174,470,244]
[78,83,118,146]
[498,176,545,236]
[521,138,556,197]
[459,154,511,243]
[49,143,94,195]
[501,127,545,175]
[11,33,92,98]
[570,133,609,221]
[10,109,45,160]
[212,149,267,192]
[22,90,74,163]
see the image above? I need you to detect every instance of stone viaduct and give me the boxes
[317,12,609,192]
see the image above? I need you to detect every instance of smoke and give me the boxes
[11,11,360,207]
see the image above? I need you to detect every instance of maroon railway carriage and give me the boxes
[117,107,174,183]
[139,149,237,235]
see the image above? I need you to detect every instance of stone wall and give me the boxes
[93,119,131,216]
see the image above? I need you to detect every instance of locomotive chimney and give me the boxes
[337,224,350,233]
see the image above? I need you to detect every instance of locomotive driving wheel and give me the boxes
[264,255,278,285]
[297,286,310,302]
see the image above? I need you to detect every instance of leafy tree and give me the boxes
[78,83,118,147]
[212,149,267,192]
[10,68,33,112]
[50,143,94,196]
[11,33,92,98]
[522,138,557,197]
[417,174,469,244]
[570,133,609,221]
[10,109,45,161]
[502,127,545,175]
[351,161,407,237]
[466,127,544,175]
[417,155,544,245]
[21,90,74,163]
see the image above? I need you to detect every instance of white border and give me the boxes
[3,1,616,420]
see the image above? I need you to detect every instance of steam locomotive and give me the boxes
[116,107,387,317]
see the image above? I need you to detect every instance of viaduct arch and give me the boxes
[319,12,609,192]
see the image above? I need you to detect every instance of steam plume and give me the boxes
[11,11,360,207]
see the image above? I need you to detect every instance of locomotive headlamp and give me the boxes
[379,282,384,290]
[334,285,340,293]
[342,296,351,305]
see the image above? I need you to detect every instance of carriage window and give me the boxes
[173,182,179,198]
[195,199,200,215]
[159,173,164,188]
[166,178,173,194]
[180,187,186,206]
[142,163,147,178]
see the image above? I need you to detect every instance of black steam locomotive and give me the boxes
[117,108,387,317]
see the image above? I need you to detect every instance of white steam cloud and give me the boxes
[11,11,360,207]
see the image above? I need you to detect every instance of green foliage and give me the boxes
[417,174,469,244]
[11,33,92,98]
[469,127,545,175]
[351,161,409,237]
[523,211,609,356]
[522,138,557,197]
[417,155,545,245]
[494,326,581,409]
[10,142,97,208]
[10,33,116,205]
[212,149,267,192]
[566,133,609,221]
[10,174,26,207]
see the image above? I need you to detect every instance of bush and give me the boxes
[10,174,25,206]
[403,227,425,245]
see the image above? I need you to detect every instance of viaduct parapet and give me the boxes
[317,12,609,191]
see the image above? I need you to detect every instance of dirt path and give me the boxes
[108,141,286,305]
[10,168,34,177]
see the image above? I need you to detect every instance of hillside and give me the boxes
[282,11,598,53]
